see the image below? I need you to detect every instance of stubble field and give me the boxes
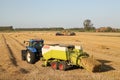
[0,31,120,80]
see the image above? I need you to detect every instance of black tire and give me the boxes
[56,32,63,36]
[26,51,36,64]
[58,61,67,71]
[56,32,60,36]
[50,61,59,70]
[21,50,26,61]
[70,32,76,36]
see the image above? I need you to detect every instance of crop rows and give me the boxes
[2,34,18,66]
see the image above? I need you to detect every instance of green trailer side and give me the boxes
[43,50,67,61]
[43,48,86,67]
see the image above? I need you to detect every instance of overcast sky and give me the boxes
[0,0,120,28]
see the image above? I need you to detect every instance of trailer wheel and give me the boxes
[51,61,58,70]
[21,50,26,61]
[26,51,36,64]
[58,61,67,71]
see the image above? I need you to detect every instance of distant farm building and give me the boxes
[96,27,117,32]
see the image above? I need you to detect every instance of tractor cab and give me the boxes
[27,39,44,49]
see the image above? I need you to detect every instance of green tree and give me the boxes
[83,19,95,31]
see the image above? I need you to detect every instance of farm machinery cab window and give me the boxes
[29,40,44,48]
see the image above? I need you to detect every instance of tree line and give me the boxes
[0,26,14,31]
[0,21,120,32]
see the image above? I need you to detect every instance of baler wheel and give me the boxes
[51,62,58,70]
[58,61,67,71]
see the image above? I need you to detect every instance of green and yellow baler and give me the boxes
[42,45,101,72]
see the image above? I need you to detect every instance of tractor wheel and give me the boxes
[26,51,36,64]
[58,61,67,71]
[50,61,58,70]
[21,50,26,61]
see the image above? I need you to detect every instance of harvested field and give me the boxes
[0,31,120,80]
